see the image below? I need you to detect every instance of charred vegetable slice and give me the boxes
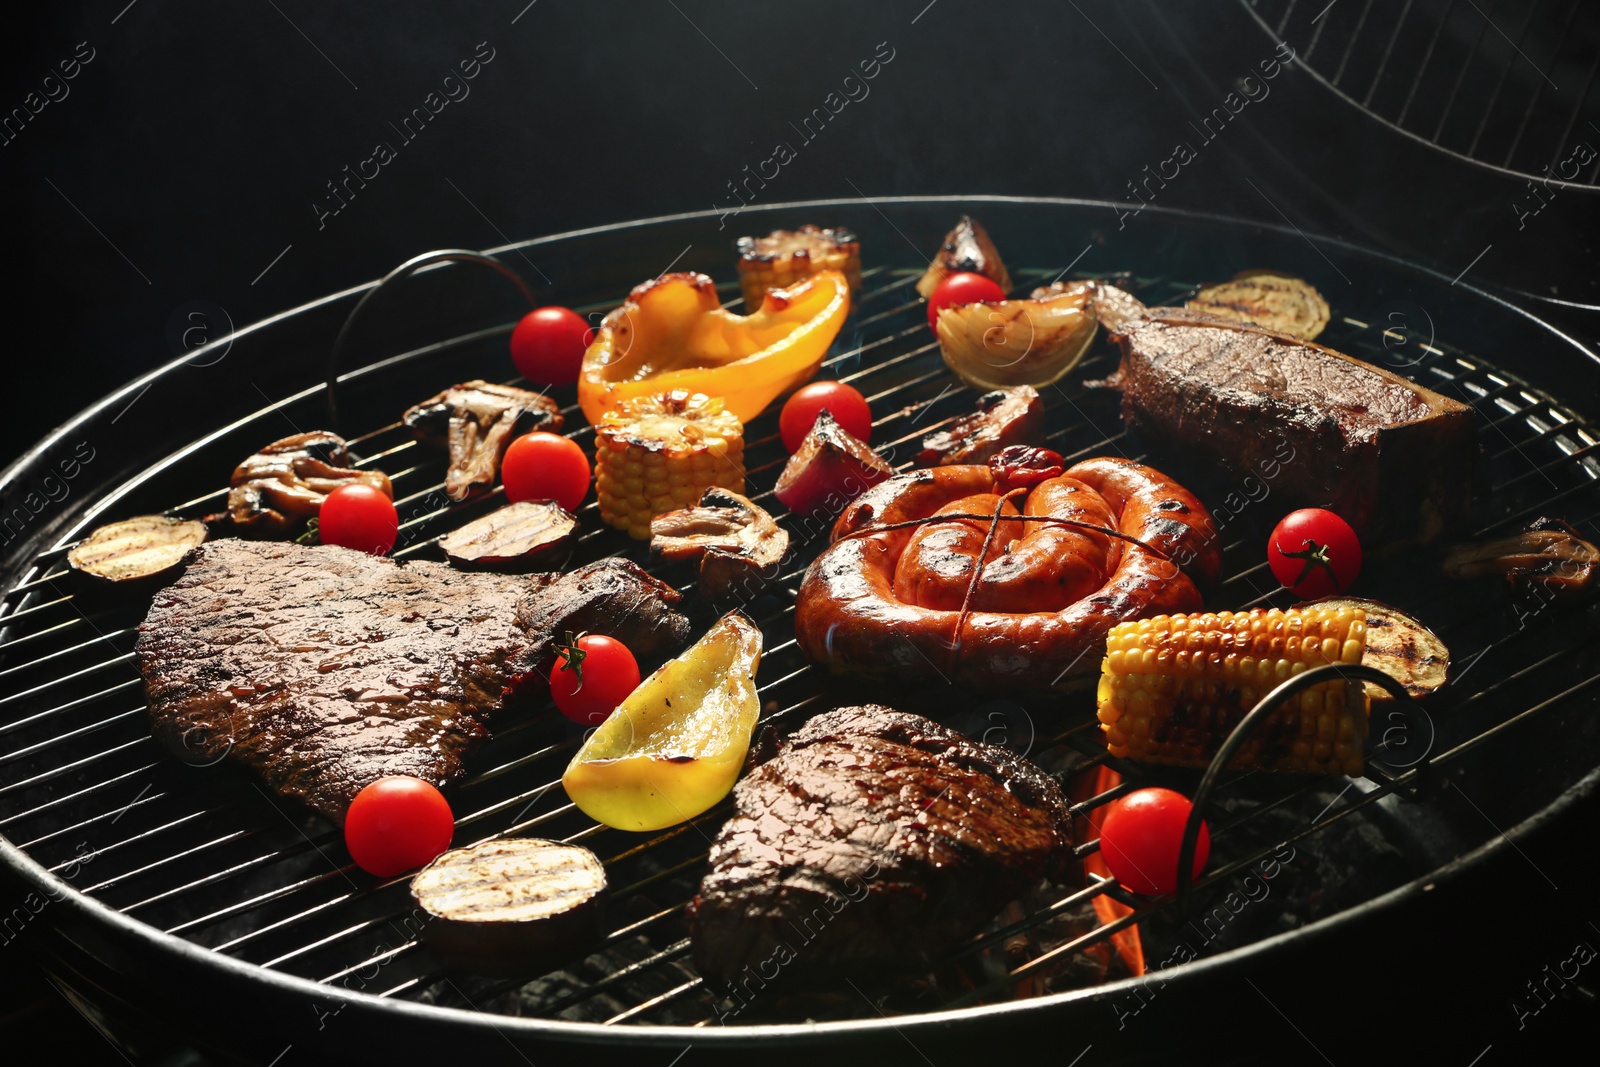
[1442,516,1598,602]
[403,381,564,501]
[916,215,1012,298]
[437,501,576,570]
[595,391,746,539]
[411,838,607,976]
[67,516,207,586]
[1186,271,1330,341]
[1085,281,1149,334]
[934,280,1097,390]
[650,488,789,600]
[773,410,893,518]
[226,431,392,536]
[1298,596,1450,702]
[563,613,763,832]
[916,385,1044,467]
[736,225,862,312]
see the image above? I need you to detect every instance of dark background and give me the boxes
[4,1,1599,1062]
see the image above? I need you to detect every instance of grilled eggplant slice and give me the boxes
[916,215,1012,298]
[226,431,392,535]
[1299,596,1450,702]
[917,385,1045,467]
[403,381,564,501]
[412,838,607,977]
[650,488,788,600]
[934,280,1096,390]
[68,516,207,587]
[438,501,576,571]
[1186,271,1330,341]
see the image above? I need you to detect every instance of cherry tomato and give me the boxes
[1267,508,1362,598]
[344,776,454,877]
[550,633,640,725]
[318,483,398,556]
[779,381,873,453]
[501,432,590,512]
[510,306,595,386]
[1097,787,1210,897]
[927,271,1007,329]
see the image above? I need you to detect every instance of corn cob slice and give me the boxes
[595,391,745,539]
[736,225,862,312]
[1096,606,1370,776]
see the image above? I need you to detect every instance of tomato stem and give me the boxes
[1279,538,1339,590]
[555,630,589,687]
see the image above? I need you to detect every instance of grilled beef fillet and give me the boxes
[135,540,688,823]
[687,706,1073,991]
[1112,309,1476,544]
[403,381,564,500]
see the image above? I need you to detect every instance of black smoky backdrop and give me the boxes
[4,1,1599,1063]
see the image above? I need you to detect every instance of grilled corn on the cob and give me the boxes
[736,225,862,312]
[595,391,745,539]
[1096,606,1370,776]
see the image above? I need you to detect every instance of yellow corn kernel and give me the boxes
[736,225,863,312]
[595,391,745,539]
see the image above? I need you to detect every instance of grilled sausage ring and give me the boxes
[794,455,1221,690]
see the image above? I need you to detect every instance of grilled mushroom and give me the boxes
[403,380,564,501]
[917,385,1044,467]
[226,431,392,535]
[68,515,207,587]
[1443,517,1598,602]
[411,839,607,977]
[916,215,1013,298]
[438,500,577,571]
[650,488,789,600]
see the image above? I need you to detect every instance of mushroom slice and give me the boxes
[438,500,577,571]
[68,516,207,587]
[650,488,789,600]
[403,380,564,501]
[1443,516,1598,602]
[916,215,1013,298]
[226,431,392,535]
[917,385,1044,467]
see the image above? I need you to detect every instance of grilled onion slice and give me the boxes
[412,838,607,976]
[933,280,1097,389]
[1187,270,1330,341]
[68,515,207,586]
[916,215,1012,298]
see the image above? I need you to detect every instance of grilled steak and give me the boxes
[136,540,688,822]
[687,705,1073,993]
[1113,309,1476,544]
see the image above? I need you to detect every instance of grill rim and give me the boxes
[3,193,1599,1049]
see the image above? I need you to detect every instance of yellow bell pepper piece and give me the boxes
[577,270,848,426]
[562,613,762,832]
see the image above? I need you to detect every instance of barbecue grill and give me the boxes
[2,197,1597,1064]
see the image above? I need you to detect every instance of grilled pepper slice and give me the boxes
[1096,605,1370,776]
[578,271,849,426]
[562,613,763,832]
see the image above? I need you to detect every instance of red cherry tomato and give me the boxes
[1267,508,1362,598]
[1098,787,1210,897]
[318,483,398,556]
[344,776,454,877]
[510,306,594,386]
[501,432,590,512]
[779,381,873,453]
[927,271,1007,329]
[550,633,640,725]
